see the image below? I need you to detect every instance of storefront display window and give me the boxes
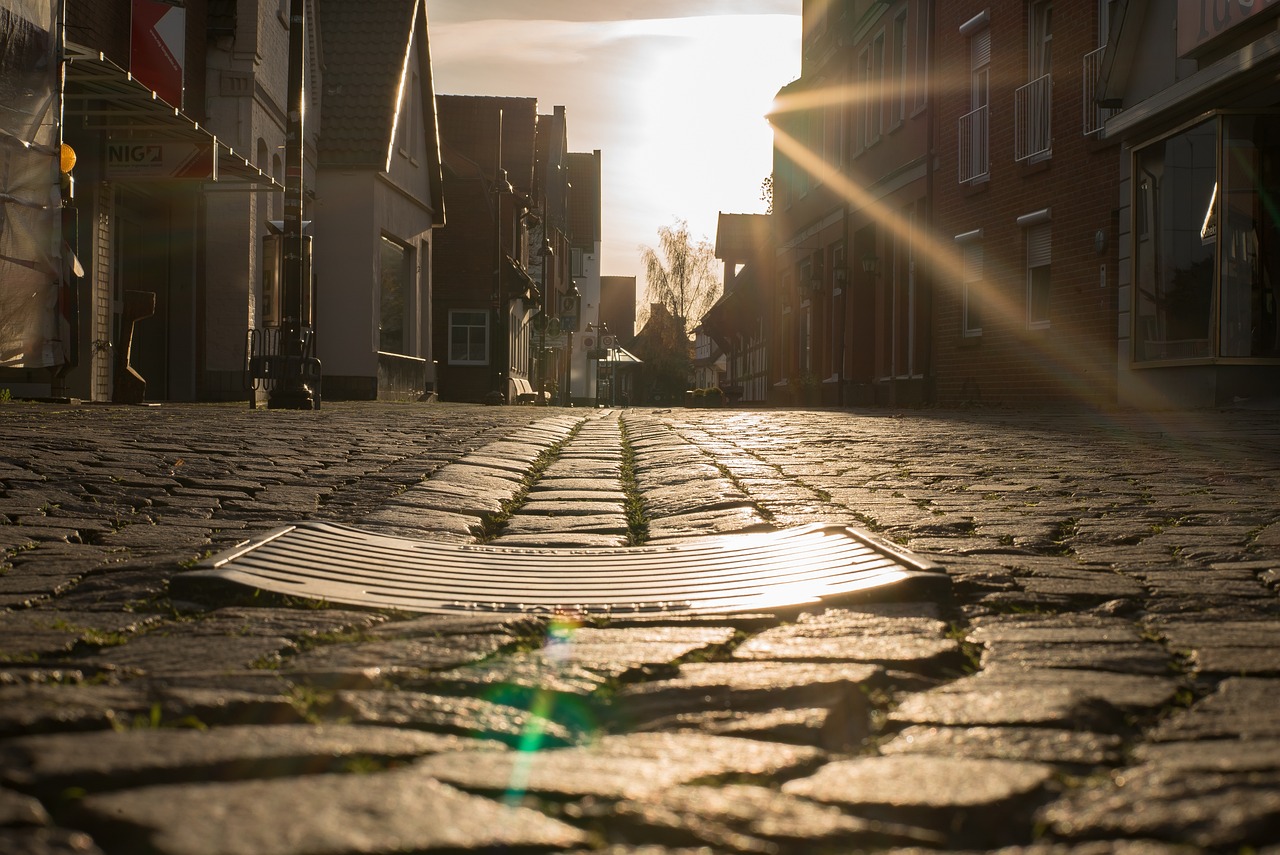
[1220,115,1280,358]
[1134,114,1280,363]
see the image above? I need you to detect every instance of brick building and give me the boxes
[432,95,540,403]
[770,0,935,407]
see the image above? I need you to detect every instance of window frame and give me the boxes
[448,308,490,366]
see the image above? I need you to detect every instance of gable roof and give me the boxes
[316,0,444,216]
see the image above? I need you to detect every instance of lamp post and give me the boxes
[538,237,553,403]
[269,0,317,409]
[490,164,514,402]
[562,281,580,406]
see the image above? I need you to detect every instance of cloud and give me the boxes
[428,0,799,25]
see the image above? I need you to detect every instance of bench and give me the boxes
[511,377,548,405]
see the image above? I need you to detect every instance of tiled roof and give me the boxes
[715,212,772,259]
[316,0,415,167]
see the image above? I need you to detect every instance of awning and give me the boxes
[597,346,641,365]
[61,43,280,190]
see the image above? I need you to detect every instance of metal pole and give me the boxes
[270,0,315,409]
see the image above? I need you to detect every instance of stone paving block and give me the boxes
[283,634,511,676]
[0,724,491,798]
[646,507,773,541]
[968,616,1145,643]
[734,625,962,673]
[326,689,580,746]
[1151,677,1280,741]
[518,498,628,517]
[1038,765,1280,849]
[979,641,1172,675]
[0,609,164,660]
[72,769,588,855]
[1133,738,1280,772]
[604,784,943,850]
[0,684,152,737]
[417,732,824,800]
[639,705,859,751]
[0,786,50,826]
[781,755,1058,846]
[889,686,1127,732]
[0,827,105,855]
[500,512,630,535]
[423,656,614,698]
[394,481,510,517]
[357,506,478,541]
[80,633,297,675]
[526,488,625,501]
[613,660,880,746]
[639,483,753,517]
[880,725,1126,766]
[943,667,1180,713]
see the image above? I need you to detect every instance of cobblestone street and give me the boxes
[1,401,1278,854]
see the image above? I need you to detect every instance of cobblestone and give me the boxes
[0,400,1277,852]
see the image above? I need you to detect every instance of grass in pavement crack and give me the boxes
[473,423,582,543]
[619,418,650,546]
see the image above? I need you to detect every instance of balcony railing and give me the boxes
[1082,47,1119,136]
[1015,73,1052,161]
[958,104,989,184]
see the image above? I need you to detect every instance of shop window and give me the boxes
[1220,115,1280,358]
[1026,223,1051,328]
[379,236,412,355]
[1133,114,1280,362]
[449,309,488,365]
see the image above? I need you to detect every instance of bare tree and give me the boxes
[640,219,721,339]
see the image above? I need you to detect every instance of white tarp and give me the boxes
[0,0,65,369]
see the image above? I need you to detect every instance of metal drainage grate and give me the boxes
[190,523,949,616]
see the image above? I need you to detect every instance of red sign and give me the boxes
[1179,0,1280,56]
[105,141,217,181]
[130,0,185,107]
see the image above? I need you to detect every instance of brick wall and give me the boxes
[931,2,1120,408]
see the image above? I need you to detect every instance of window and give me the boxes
[1134,120,1215,361]
[1017,1,1053,161]
[1029,1,1053,78]
[379,237,413,354]
[1026,224,1051,328]
[962,243,984,337]
[959,27,990,182]
[449,310,488,364]
[913,0,930,112]
[872,31,885,141]
[397,71,422,162]
[892,11,908,127]
[1219,115,1280,358]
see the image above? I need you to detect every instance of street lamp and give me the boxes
[489,164,514,403]
[268,0,319,409]
[538,237,553,403]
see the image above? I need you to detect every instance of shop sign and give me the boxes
[1178,0,1280,57]
[131,0,185,107]
[105,141,217,181]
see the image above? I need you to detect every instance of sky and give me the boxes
[426,0,802,299]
